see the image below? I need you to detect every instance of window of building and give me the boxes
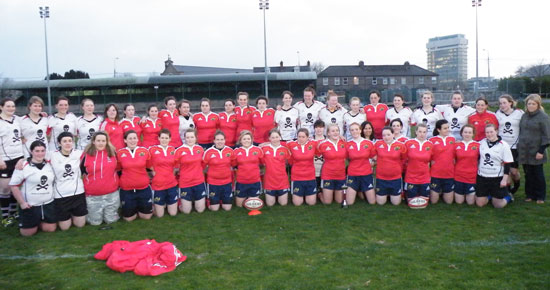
[322,78,328,86]
[401,77,406,85]
[383,78,388,85]
[334,78,340,86]
[390,77,396,85]
[342,77,348,85]
[432,76,437,82]
[372,77,377,85]
[418,77,424,85]
[353,77,359,85]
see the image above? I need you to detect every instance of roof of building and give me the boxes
[318,62,437,77]
[171,65,253,75]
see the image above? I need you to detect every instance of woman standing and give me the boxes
[175,129,206,214]
[294,87,325,136]
[363,90,389,139]
[436,91,475,140]
[219,99,238,147]
[343,97,366,141]
[119,104,143,146]
[468,97,499,141]
[476,124,514,208]
[251,96,276,145]
[385,94,412,137]
[235,92,256,136]
[20,96,49,156]
[373,127,407,205]
[148,129,178,217]
[193,98,219,149]
[317,124,347,205]
[81,132,120,225]
[159,96,182,148]
[261,129,291,206]
[346,123,375,205]
[404,124,433,204]
[495,95,523,194]
[453,125,479,205]
[319,91,347,135]
[48,96,77,151]
[275,91,299,142]
[9,141,56,236]
[140,104,162,149]
[287,128,318,206]
[517,94,550,204]
[76,98,103,150]
[203,131,235,211]
[99,104,124,150]
[233,131,263,207]
[178,99,195,144]
[411,91,442,139]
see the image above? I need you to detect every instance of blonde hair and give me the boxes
[27,96,45,110]
[326,123,340,134]
[237,130,254,145]
[499,94,517,108]
[525,94,544,112]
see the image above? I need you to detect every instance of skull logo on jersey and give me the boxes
[483,153,493,166]
[284,117,292,128]
[189,124,194,128]
[36,129,45,142]
[331,117,336,124]
[87,128,95,140]
[37,175,49,190]
[63,164,74,178]
[306,113,314,124]
[503,122,513,134]
[13,129,21,142]
[451,118,460,129]
[63,124,70,132]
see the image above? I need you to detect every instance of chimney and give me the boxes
[359,60,364,68]
[280,61,284,69]
[306,60,310,67]
[404,61,410,70]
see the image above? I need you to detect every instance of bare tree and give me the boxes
[310,62,325,74]
[524,60,550,94]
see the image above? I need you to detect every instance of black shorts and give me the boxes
[510,149,519,169]
[120,187,153,217]
[476,175,508,199]
[0,156,24,179]
[18,202,57,229]
[54,194,88,221]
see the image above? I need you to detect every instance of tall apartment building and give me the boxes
[426,34,468,90]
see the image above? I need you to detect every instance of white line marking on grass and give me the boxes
[0,254,93,260]
[452,239,550,247]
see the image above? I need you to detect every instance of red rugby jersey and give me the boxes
[454,140,480,183]
[261,144,290,190]
[100,118,124,150]
[235,106,256,136]
[346,138,375,176]
[468,111,499,141]
[174,144,205,188]
[318,139,347,180]
[148,145,177,190]
[119,116,143,146]
[140,118,162,148]
[404,139,433,184]
[374,140,407,180]
[193,112,220,145]
[203,146,235,185]
[159,109,182,147]
[234,146,263,184]
[218,112,237,147]
[364,103,389,139]
[286,140,317,181]
[251,108,276,144]
[429,135,456,178]
[117,146,151,190]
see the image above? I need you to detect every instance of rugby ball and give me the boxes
[408,197,429,209]
[243,197,264,211]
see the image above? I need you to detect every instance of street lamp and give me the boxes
[259,0,269,98]
[472,0,482,95]
[154,85,159,103]
[39,6,52,115]
[113,57,119,78]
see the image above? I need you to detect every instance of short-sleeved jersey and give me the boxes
[218,112,238,147]
[76,115,103,150]
[364,103,389,139]
[193,112,220,145]
[99,118,125,150]
[468,111,499,141]
[343,111,366,141]
[478,138,513,178]
[48,113,78,151]
[411,106,443,139]
[20,115,49,156]
[294,100,325,136]
[9,160,55,206]
[234,146,263,184]
[261,144,290,190]
[287,140,317,181]
[119,117,143,146]
[385,107,413,137]
[251,109,276,144]
[404,139,433,184]
[454,140,480,183]
[50,149,84,198]
[0,115,24,160]
[346,138,375,176]
[374,140,407,180]
[117,147,150,190]
[429,135,456,179]
[148,145,177,191]
[235,106,256,136]
[159,109,182,148]
[174,144,204,188]
[140,118,162,149]
[495,109,523,149]
[317,139,347,180]
[275,107,299,141]
[319,107,348,136]
[203,146,235,185]
[436,104,475,140]
[178,114,195,145]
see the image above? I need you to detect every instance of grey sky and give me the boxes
[1,0,548,81]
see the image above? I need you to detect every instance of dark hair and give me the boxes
[237,92,249,100]
[303,86,316,96]
[55,96,69,105]
[432,119,449,137]
[177,99,191,111]
[123,104,135,118]
[256,96,268,106]
[183,128,196,139]
[104,103,120,121]
[381,126,393,136]
[30,140,47,152]
[297,128,310,137]
[390,118,403,128]
[460,124,476,137]
[476,97,489,106]
[200,98,211,105]
[224,98,235,106]
[214,130,226,139]
[0,97,15,107]
[28,96,45,110]
[57,132,74,144]
[124,129,138,140]
[369,90,381,98]
[159,128,171,138]
[268,128,282,138]
[164,96,176,106]
[393,93,404,101]
[281,90,294,98]
[360,121,375,140]
[147,104,158,114]
[313,120,325,128]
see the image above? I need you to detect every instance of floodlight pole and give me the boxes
[259,0,269,98]
[472,0,481,95]
[39,6,52,115]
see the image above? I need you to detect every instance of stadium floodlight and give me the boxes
[259,0,269,98]
[472,0,482,95]
[39,6,52,114]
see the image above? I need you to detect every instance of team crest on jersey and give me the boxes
[170,151,175,155]
[139,152,145,156]
[472,146,478,150]
[363,145,369,149]
[231,119,236,122]
[279,151,285,156]
[308,145,313,150]
[484,120,490,124]
[225,153,231,157]
[267,112,272,116]
[246,111,251,114]
[426,146,431,151]
[449,141,454,144]
[380,107,385,111]
[394,146,401,151]
[340,144,345,149]
[196,150,201,154]
[210,117,216,121]
[253,151,258,155]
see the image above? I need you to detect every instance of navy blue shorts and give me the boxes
[235,182,261,198]
[405,183,430,199]
[18,202,57,229]
[430,177,454,193]
[321,179,346,190]
[120,186,153,217]
[265,188,289,197]
[347,175,374,192]
[454,180,476,195]
[208,183,233,204]
[153,186,179,206]
[292,180,317,197]
[376,178,402,196]
[180,183,206,202]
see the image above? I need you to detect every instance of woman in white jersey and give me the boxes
[275,91,299,142]
[20,96,49,157]
[343,97,366,141]
[411,91,442,139]
[385,94,412,137]
[48,97,77,151]
[76,98,103,150]
[435,91,475,141]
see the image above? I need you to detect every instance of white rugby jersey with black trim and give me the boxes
[318,107,348,135]
[0,115,24,160]
[495,109,523,149]
[20,115,49,156]
[343,111,366,141]
[294,100,325,136]
[50,149,85,198]
[48,113,78,151]
[9,160,55,206]
[478,138,513,178]
[436,104,475,141]
[76,115,103,150]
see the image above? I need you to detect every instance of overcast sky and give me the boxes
[1,0,548,81]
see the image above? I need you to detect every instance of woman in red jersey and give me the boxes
[317,124,347,205]
[159,96,182,147]
[175,129,206,214]
[233,131,264,207]
[374,127,407,205]
[468,97,499,141]
[218,99,238,148]
[99,104,124,150]
[119,104,143,146]
[404,124,433,204]
[148,129,178,217]
[235,92,256,136]
[453,124,479,205]
[346,122,375,205]
[117,130,152,222]
[203,131,235,211]
[140,104,162,149]
[429,119,456,204]
[193,98,220,149]
[287,128,318,206]
[261,129,291,206]
[251,96,276,145]
[360,121,376,142]
[363,90,389,139]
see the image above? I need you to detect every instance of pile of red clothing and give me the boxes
[95,239,186,276]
